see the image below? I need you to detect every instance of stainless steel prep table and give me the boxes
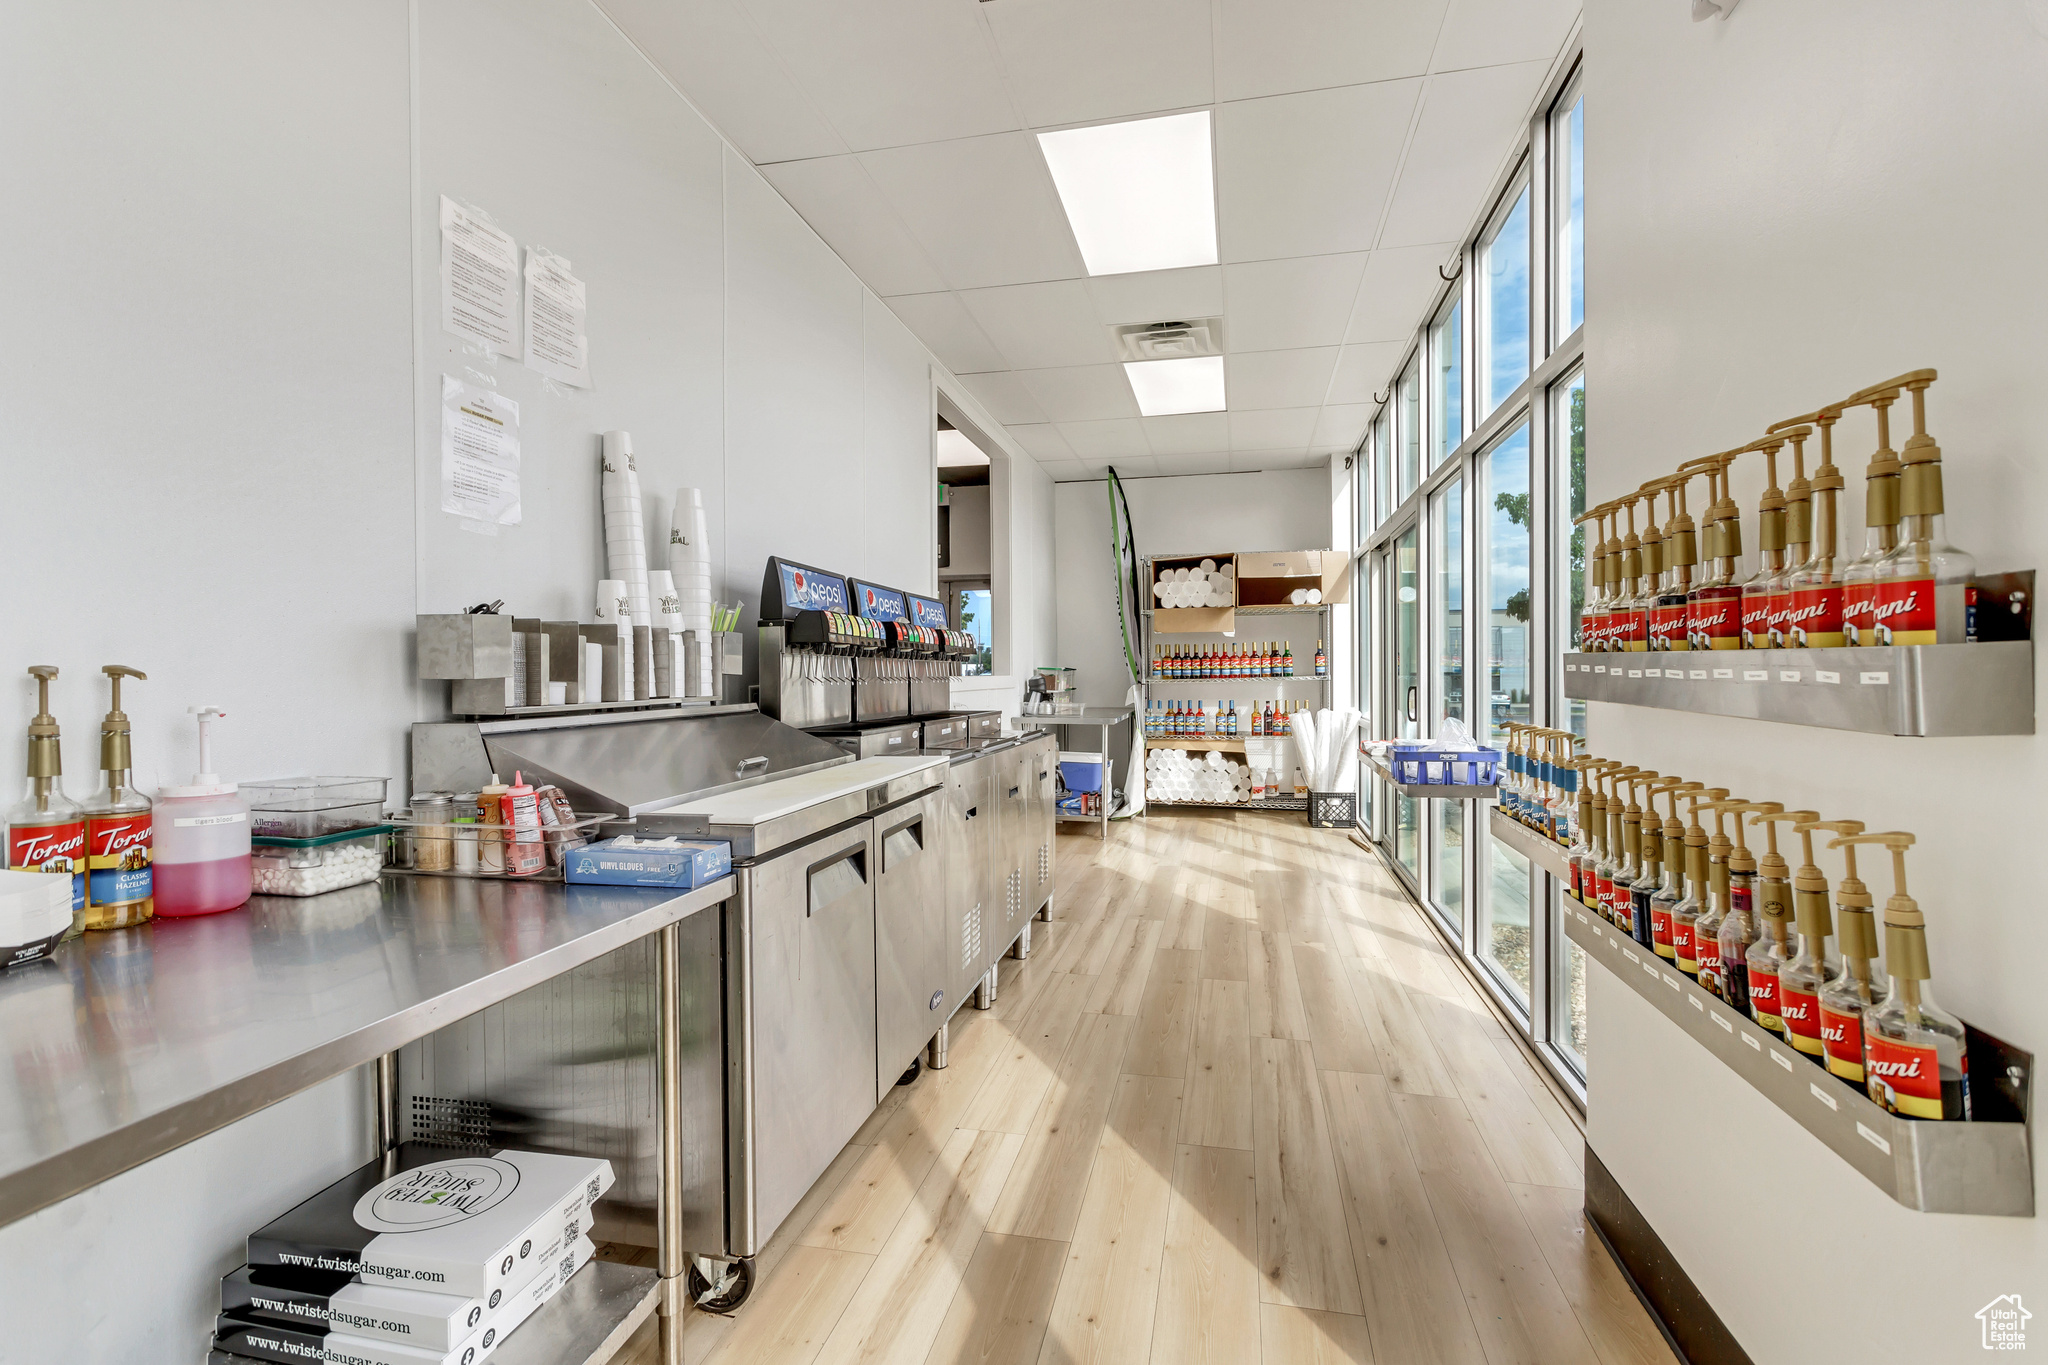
[1020,706,1135,838]
[0,873,730,1365]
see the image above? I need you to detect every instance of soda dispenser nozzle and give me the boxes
[24,665,61,810]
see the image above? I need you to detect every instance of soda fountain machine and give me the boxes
[757,556,872,730]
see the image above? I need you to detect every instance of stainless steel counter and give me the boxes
[0,873,733,1230]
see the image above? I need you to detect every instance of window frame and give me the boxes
[1348,46,1589,1102]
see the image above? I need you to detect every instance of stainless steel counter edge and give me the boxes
[0,875,735,1231]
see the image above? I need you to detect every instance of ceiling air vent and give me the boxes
[1112,317,1224,363]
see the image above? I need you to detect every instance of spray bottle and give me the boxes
[80,666,153,930]
[1808,820,1888,1085]
[153,707,251,917]
[1670,786,1725,977]
[5,666,86,927]
[1829,832,1968,1119]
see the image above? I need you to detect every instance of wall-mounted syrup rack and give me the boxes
[1567,903,2032,1216]
[1487,808,1572,880]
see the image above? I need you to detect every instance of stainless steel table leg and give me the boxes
[656,921,686,1365]
[974,966,997,1010]
[374,1051,399,1176]
[1010,922,1032,960]
[927,1024,949,1070]
[1037,889,1052,922]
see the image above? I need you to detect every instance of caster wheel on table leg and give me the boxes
[688,1256,755,1313]
[897,1057,922,1086]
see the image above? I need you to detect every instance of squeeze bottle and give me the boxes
[153,707,251,916]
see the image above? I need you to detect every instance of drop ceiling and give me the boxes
[600,0,1578,480]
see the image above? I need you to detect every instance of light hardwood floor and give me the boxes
[605,811,1672,1365]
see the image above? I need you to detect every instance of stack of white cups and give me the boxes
[668,487,713,697]
[595,577,631,700]
[602,432,652,699]
[649,569,685,698]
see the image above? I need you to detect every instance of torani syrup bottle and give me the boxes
[1838,387,1903,645]
[1780,406,1847,647]
[5,666,86,930]
[1764,425,1812,646]
[1737,802,1790,1033]
[1671,788,1724,977]
[1738,436,1790,648]
[1830,832,1968,1120]
[1810,822,1887,1085]
[1711,800,1771,1018]
[1776,815,1846,1066]
[1692,796,1745,1000]
[1870,371,1975,645]
[1648,782,1698,960]
[80,666,153,931]
[1651,473,1700,651]
[1687,453,1745,650]
[1626,773,1668,950]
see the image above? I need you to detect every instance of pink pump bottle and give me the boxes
[152,707,252,916]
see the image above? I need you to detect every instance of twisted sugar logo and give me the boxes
[352,1157,522,1233]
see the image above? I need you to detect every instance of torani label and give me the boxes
[1781,985,1825,1055]
[1864,1034,1950,1119]
[86,812,152,912]
[1747,969,1782,1032]
[1787,584,1843,647]
[1871,576,1935,646]
[1820,1004,1866,1081]
[1841,580,1877,644]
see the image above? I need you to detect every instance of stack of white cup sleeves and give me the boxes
[1143,748,1253,804]
[595,577,630,700]
[1151,562,1235,609]
[668,486,713,696]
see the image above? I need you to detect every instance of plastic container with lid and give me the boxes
[241,776,389,839]
[152,707,251,917]
[251,826,390,897]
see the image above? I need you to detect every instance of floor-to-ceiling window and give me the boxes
[1346,52,1588,1098]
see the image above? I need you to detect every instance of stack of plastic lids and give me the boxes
[1144,748,1251,804]
[0,868,72,968]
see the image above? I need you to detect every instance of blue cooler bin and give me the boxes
[1058,751,1106,794]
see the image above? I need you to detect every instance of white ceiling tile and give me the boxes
[1141,412,1229,455]
[1153,451,1234,475]
[1378,64,1549,248]
[1017,364,1139,422]
[761,156,947,297]
[1345,243,1458,344]
[1327,341,1408,404]
[957,279,1116,370]
[1215,0,1448,101]
[1228,449,1310,471]
[1313,403,1374,449]
[859,134,1084,289]
[985,0,1213,127]
[1431,0,1580,72]
[1057,418,1151,458]
[1215,81,1420,262]
[600,0,848,163]
[1226,347,1339,410]
[1085,266,1225,326]
[1229,407,1319,450]
[742,0,1019,151]
[958,371,1048,426]
[1222,254,1367,353]
[884,291,1009,373]
[1007,423,1076,461]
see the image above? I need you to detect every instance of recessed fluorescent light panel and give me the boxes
[1124,355,1225,416]
[936,428,990,467]
[1038,112,1218,276]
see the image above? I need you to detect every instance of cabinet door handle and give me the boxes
[1406,686,1418,723]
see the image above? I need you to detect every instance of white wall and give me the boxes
[1583,4,2048,1358]
[0,2,1054,1357]
[1054,469,1334,711]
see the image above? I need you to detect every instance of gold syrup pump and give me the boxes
[1671,785,1725,975]
[1593,504,1622,651]
[1598,765,1640,926]
[1826,832,1969,1119]
[1626,774,1676,949]
[1652,470,1700,651]
[1776,404,1847,647]
[1838,384,1904,644]
[1805,820,1881,1082]
[1693,796,1752,999]
[24,666,62,814]
[1688,452,1745,650]
[1619,770,1659,944]
[1738,432,1792,648]
[1635,481,1670,653]
[1742,804,1801,1034]
[1616,494,1647,652]
[1869,369,1974,644]
[80,666,153,931]
[1775,423,1814,642]
[1770,813,1842,1063]
[1647,780,1698,960]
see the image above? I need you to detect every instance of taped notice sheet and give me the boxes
[524,248,590,388]
[441,196,521,358]
[441,376,520,524]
